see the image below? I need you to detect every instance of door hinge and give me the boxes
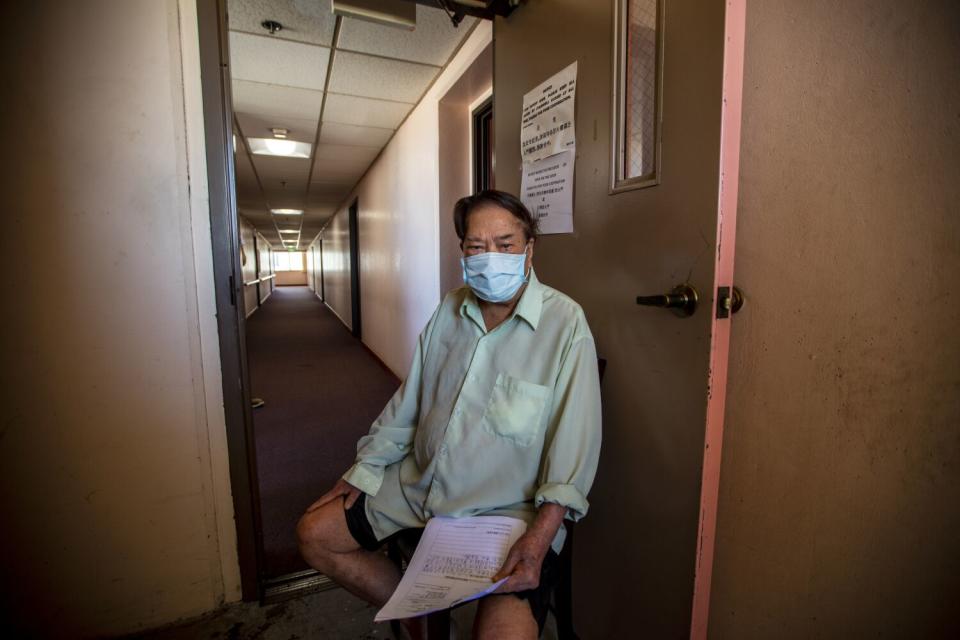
[229,274,237,307]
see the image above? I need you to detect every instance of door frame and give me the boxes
[689,1,747,636]
[196,0,263,601]
[348,199,362,339]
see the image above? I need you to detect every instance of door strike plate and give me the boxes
[716,286,744,318]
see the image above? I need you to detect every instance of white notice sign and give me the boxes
[521,149,575,235]
[520,61,577,164]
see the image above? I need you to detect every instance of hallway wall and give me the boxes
[0,0,237,635]
[320,208,353,328]
[240,216,274,315]
[313,22,493,376]
[710,1,960,636]
[257,236,275,304]
[438,45,493,295]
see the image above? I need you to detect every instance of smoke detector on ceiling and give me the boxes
[261,20,283,34]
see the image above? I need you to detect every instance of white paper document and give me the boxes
[521,149,575,235]
[374,516,527,622]
[520,61,578,164]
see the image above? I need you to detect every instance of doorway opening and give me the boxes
[348,199,361,340]
[196,0,488,602]
[472,97,493,193]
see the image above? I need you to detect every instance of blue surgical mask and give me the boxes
[461,248,529,303]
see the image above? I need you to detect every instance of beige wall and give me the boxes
[320,208,354,329]
[257,237,274,303]
[0,1,238,635]
[438,45,493,295]
[315,22,493,376]
[710,1,960,637]
[239,216,259,315]
[276,271,308,286]
[240,217,274,312]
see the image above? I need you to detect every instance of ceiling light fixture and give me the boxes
[248,137,311,158]
[332,0,416,29]
[270,208,304,215]
[270,127,289,139]
[279,229,299,234]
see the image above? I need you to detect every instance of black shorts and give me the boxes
[344,493,560,633]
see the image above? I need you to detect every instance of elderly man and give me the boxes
[297,190,601,639]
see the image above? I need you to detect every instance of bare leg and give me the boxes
[473,594,538,640]
[296,498,401,606]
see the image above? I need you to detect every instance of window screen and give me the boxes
[612,0,663,191]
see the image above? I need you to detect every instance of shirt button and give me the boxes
[453,407,462,416]
[439,444,448,455]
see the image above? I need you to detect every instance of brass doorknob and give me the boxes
[636,284,699,318]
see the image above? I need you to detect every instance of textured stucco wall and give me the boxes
[0,1,238,635]
[710,1,960,637]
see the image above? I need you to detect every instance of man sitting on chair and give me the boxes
[297,190,602,639]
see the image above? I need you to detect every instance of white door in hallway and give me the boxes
[493,1,744,637]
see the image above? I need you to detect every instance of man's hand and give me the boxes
[306,477,361,512]
[491,531,550,593]
[492,502,566,593]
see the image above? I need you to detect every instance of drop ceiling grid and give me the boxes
[328,51,439,103]
[319,121,394,147]
[321,93,412,129]
[232,80,324,124]
[236,112,318,145]
[227,3,477,247]
[230,32,330,91]
[228,0,337,46]
[337,5,475,66]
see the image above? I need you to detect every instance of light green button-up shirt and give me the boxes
[343,270,602,551]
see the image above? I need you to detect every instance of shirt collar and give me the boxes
[459,268,543,331]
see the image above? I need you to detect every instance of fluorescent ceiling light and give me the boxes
[248,137,311,158]
[279,229,299,234]
[332,0,416,29]
[271,208,304,215]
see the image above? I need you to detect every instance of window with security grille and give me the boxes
[613,0,662,190]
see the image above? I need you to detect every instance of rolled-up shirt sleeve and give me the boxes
[342,334,425,497]
[535,333,602,521]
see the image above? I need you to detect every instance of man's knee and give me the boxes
[474,595,538,640]
[296,501,354,559]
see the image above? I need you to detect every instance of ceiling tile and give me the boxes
[230,31,329,91]
[232,80,323,123]
[322,93,411,129]
[328,51,437,103]
[272,212,305,226]
[309,181,353,197]
[262,186,308,209]
[338,7,475,66]
[314,144,381,163]
[236,113,317,144]
[319,122,393,148]
[252,155,312,182]
[313,156,370,184]
[228,0,337,46]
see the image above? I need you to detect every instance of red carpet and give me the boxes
[246,286,400,578]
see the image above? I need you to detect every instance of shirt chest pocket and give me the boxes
[482,373,551,447]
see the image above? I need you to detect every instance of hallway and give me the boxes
[247,286,399,577]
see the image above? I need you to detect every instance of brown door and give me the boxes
[494,1,742,636]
